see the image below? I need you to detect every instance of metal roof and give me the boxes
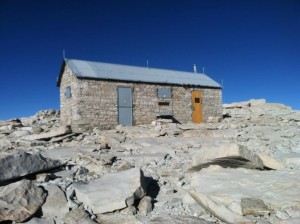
[58,59,221,88]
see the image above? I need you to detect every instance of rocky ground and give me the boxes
[0,99,300,224]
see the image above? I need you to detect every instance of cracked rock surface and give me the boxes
[0,100,300,223]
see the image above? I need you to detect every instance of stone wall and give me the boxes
[60,65,222,131]
[59,66,78,127]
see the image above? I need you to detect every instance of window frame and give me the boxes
[65,86,71,99]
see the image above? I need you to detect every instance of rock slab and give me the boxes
[22,125,71,141]
[0,179,46,222]
[0,152,62,182]
[189,166,300,223]
[147,215,215,224]
[190,143,264,171]
[73,168,147,214]
[41,184,69,220]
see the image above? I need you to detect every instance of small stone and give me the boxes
[241,198,270,216]
[120,205,137,215]
[36,173,50,182]
[116,161,134,171]
[64,207,97,224]
[138,196,153,216]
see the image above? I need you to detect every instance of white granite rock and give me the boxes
[22,125,71,141]
[41,184,69,220]
[73,168,147,214]
[190,143,264,171]
[188,166,300,223]
[256,152,285,170]
[138,196,153,215]
[0,179,46,222]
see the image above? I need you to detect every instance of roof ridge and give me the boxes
[66,58,206,75]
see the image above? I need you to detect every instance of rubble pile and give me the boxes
[0,100,300,224]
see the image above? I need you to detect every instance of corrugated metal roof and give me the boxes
[63,59,221,88]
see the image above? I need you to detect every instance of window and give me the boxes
[65,86,71,99]
[158,102,170,106]
[157,87,171,99]
[195,98,200,103]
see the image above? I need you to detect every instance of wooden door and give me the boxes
[192,91,203,123]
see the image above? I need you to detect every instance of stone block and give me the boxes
[73,168,147,214]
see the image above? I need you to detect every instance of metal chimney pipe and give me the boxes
[193,64,197,74]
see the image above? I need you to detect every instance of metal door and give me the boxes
[192,91,203,123]
[118,87,132,126]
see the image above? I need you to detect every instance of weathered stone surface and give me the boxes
[116,161,134,171]
[0,179,46,222]
[22,125,71,141]
[49,132,78,143]
[96,214,143,224]
[189,166,300,222]
[223,101,250,109]
[190,143,264,171]
[189,191,253,224]
[20,217,55,224]
[1,100,300,224]
[120,205,137,215]
[0,152,62,182]
[273,218,300,224]
[147,215,215,224]
[256,152,285,170]
[249,99,266,106]
[41,184,69,219]
[73,168,147,214]
[138,196,153,216]
[0,139,12,150]
[36,173,50,182]
[41,146,90,162]
[0,119,22,128]
[10,130,30,138]
[100,131,125,148]
[241,198,270,216]
[64,207,97,224]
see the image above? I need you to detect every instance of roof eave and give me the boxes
[56,59,67,87]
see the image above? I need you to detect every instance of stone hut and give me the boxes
[57,59,222,131]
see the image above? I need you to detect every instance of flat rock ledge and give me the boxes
[73,168,147,214]
[188,166,300,223]
[189,143,264,171]
[21,125,71,141]
[0,152,62,182]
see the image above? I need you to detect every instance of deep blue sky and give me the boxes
[1,0,299,120]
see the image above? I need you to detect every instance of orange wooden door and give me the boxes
[192,91,203,123]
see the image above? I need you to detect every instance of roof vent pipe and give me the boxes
[193,64,197,74]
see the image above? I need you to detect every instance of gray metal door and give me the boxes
[117,87,132,126]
